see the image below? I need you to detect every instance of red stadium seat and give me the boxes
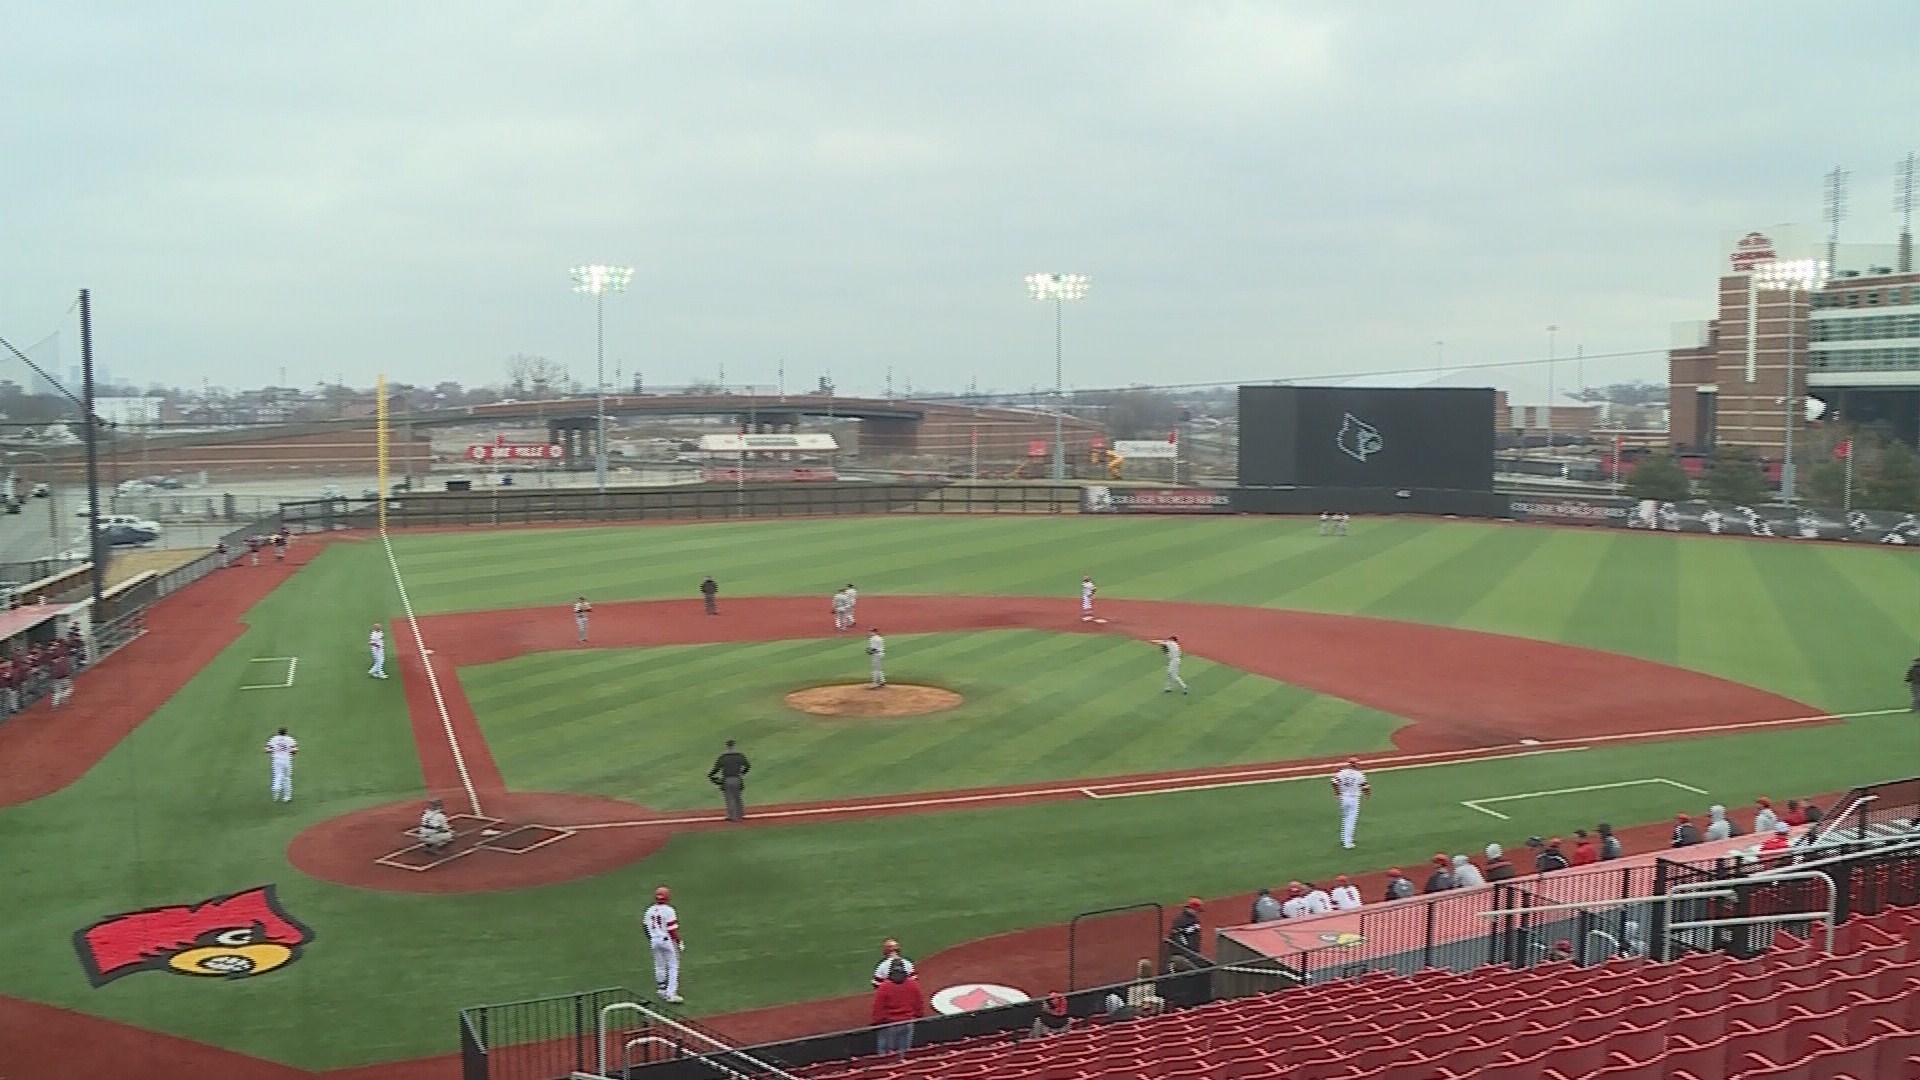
[1598,1018,1668,1070]
[1666,1031,1738,1080]
[1539,1034,1612,1075]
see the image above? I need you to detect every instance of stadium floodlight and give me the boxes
[1025,273,1091,481]
[569,264,635,494]
[1753,259,1831,502]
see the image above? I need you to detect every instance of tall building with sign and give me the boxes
[1669,224,1919,459]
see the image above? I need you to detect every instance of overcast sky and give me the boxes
[5,1,1915,402]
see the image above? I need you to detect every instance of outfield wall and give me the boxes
[277,481,1920,548]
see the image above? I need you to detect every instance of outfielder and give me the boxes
[866,628,886,689]
[265,727,298,803]
[1080,576,1096,622]
[368,624,387,679]
[644,886,684,1003]
[1331,758,1371,849]
[574,597,592,643]
[1152,636,1189,694]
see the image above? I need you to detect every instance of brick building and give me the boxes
[1669,225,1920,463]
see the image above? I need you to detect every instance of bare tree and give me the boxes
[505,354,569,399]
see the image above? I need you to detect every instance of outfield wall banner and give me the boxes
[1081,486,1235,514]
[1619,500,1920,544]
[1504,497,1635,525]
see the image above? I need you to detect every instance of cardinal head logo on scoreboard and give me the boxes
[75,885,314,987]
[1335,413,1384,463]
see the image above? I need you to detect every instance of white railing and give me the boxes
[597,1001,802,1080]
[1811,793,1880,845]
[1664,871,1839,956]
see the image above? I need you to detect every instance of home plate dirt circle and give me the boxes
[786,683,962,718]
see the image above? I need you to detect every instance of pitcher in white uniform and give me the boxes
[1080,576,1096,622]
[865,629,886,689]
[265,727,298,803]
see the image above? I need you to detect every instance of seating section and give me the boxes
[800,905,1920,1080]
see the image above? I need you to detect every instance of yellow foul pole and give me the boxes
[376,374,389,533]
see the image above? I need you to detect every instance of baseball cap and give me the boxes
[1526,836,1545,848]
[1676,813,1690,822]
[1757,796,1771,806]
[1432,853,1449,866]
[1186,897,1204,910]
[1387,868,1403,878]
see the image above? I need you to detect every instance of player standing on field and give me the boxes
[574,596,592,643]
[368,624,387,679]
[1080,576,1096,622]
[831,588,850,632]
[266,727,298,803]
[1152,636,1189,694]
[1331,758,1370,849]
[843,584,858,629]
[644,886,684,1003]
[866,628,886,689]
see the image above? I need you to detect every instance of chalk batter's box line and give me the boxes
[1460,777,1710,821]
[239,656,298,690]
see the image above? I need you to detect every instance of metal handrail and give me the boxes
[598,1001,801,1080]
[1811,794,1879,845]
[1476,890,1736,920]
[1664,870,1838,956]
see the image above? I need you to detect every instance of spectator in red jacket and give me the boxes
[1783,800,1807,827]
[869,959,923,1058]
[1569,830,1599,866]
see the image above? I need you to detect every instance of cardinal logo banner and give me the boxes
[75,885,315,988]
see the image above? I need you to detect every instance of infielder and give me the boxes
[831,588,851,632]
[574,597,592,643]
[1331,758,1371,849]
[1153,635,1189,694]
[1080,576,1097,622]
[842,584,858,629]
[368,624,387,679]
[644,886,684,1003]
[265,727,298,803]
[865,628,886,689]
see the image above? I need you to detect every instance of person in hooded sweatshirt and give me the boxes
[1483,843,1518,882]
[869,959,924,1057]
[1597,823,1623,860]
[1753,798,1779,835]
[1704,805,1733,842]
[1451,853,1487,888]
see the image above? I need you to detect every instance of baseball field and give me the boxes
[1,513,1916,1077]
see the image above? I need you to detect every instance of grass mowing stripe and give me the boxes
[1562,530,1679,664]
[1744,542,1917,711]
[1458,528,1606,639]
[1359,523,1554,625]
[1673,540,1815,706]
[1281,520,1495,614]
[1179,519,1430,609]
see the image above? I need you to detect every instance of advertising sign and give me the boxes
[1027,440,1049,459]
[1504,497,1635,525]
[1718,225,1813,276]
[1113,439,1178,460]
[465,444,564,463]
[697,433,839,453]
[1081,486,1234,514]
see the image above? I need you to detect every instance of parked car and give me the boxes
[95,513,162,533]
[97,523,161,547]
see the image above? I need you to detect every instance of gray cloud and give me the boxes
[5,1,1915,400]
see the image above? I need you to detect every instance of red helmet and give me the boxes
[881,939,899,955]
[654,886,671,902]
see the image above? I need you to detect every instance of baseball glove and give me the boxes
[866,647,877,655]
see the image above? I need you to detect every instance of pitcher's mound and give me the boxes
[786,684,962,718]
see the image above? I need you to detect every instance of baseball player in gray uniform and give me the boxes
[866,628,886,689]
[1152,636,1189,694]
[573,597,592,643]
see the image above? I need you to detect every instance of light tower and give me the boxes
[1025,273,1090,482]
[1755,257,1831,502]
[569,264,634,493]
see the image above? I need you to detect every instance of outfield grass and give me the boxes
[0,517,1916,1069]
[464,631,1406,808]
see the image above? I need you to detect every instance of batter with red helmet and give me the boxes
[643,886,684,1003]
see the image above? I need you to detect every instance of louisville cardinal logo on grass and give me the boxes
[74,885,314,988]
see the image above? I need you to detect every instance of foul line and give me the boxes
[239,656,298,691]
[1461,777,1709,821]
[550,704,1892,832]
[381,531,484,818]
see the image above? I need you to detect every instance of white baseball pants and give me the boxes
[369,646,385,678]
[650,941,681,998]
[1340,797,1361,849]
[271,761,293,802]
[1165,661,1187,692]
[870,656,885,687]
